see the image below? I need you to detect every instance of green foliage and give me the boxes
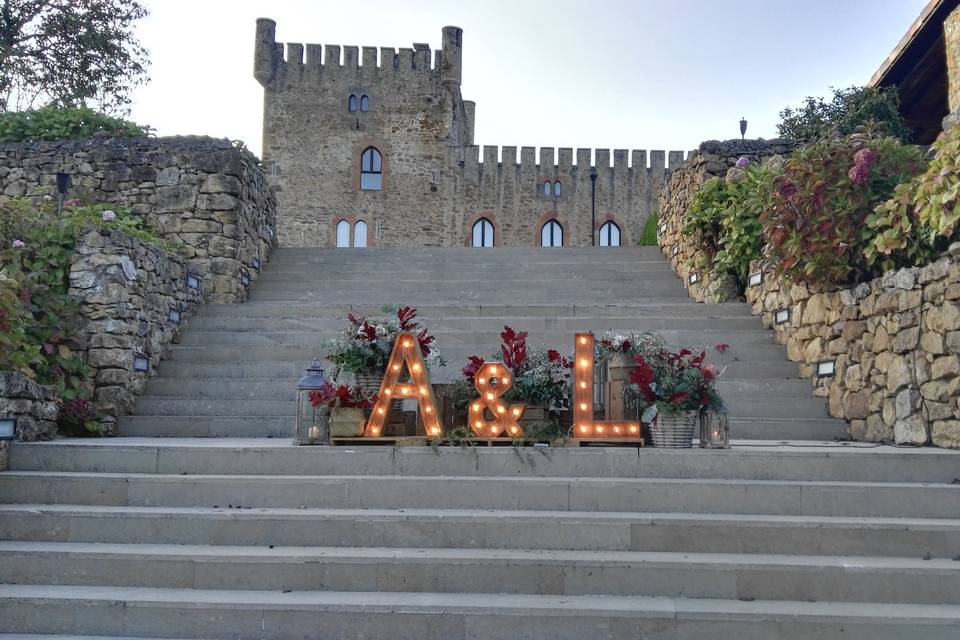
[0,0,150,114]
[682,158,781,287]
[0,106,146,143]
[762,133,925,286]
[866,126,960,271]
[0,197,171,409]
[777,86,912,143]
[639,210,659,246]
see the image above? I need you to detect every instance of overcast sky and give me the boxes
[128,0,929,159]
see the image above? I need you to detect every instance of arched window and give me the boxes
[348,95,358,112]
[541,219,563,247]
[553,181,561,197]
[360,147,382,190]
[543,181,551,196]
[472,218,494,247]
[336,220,350,247]
[360,95,370,112]
[353,220,367,248]
[598,221,621,247]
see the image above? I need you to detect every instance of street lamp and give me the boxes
[739,117,748,141]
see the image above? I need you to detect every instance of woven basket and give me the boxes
[649,411,697,448]
[354,373,403,412]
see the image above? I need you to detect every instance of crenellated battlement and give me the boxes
[254,19,463,88]
[456,145,688,173]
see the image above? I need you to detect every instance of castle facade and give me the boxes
[254,19,685,248]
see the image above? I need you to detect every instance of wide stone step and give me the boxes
[163,343,790,364]
[247,289,693,303]
[198,302,756,319]
[1,543,957,605]
[3,472,957,518]
[2,505,959,557]
[3,585,958,639]
[14,440,955,483]
[187,315,766,332]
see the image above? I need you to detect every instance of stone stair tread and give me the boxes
[2,584,958,622]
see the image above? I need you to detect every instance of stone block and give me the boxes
[894,413,928,445]
[885,356,912,393]
[931,420,960,448]
[895,387,922,420]
[931,355,959,380]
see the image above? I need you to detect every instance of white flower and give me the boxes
[42,194,52,201]
[12,239,25,248]
[101,210,117,221]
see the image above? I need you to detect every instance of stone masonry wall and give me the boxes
[0,136,277,303]
[657,139,796,302]
[0,371,59,443]
[68,228,203,432]
[745,249,960,448]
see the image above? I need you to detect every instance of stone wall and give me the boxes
[745,249,960,448]
[68,228,203,432]
[255,19,682,248]
[0,371,58,442]
[0,136,277,303]
[656,139,796,302]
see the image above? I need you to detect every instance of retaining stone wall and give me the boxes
[745,250,960,448]
[69,228,203,432]
[0,136,277,303]
[0,371,58,443]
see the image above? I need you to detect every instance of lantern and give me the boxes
[699,410,730,449]
[296,359,330,445]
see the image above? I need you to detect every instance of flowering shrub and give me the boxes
[58,398,99,432]
[762,133,925,285]
[308,382,377,409]
[683,157,781,288]
[627,347,725,423]
[865,125,960,271]
[327,305,444,377]
[461,326,572,409]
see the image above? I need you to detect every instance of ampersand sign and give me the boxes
[468,362,525,438]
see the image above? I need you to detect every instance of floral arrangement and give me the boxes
[627,346,725,423]
[308,382,377,410]
[461,326,572,409]
[327,305,444,377]
[595,331,669,361]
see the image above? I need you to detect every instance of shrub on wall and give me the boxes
[761,132,925,286]
[683,157,781,288]
[639,210,659,246]
[0,106,147,144]
[777,86,912,143]
[865,125,960,272]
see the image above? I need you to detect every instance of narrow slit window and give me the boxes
[543,181,551,196]
[348,95,358,112]
[553,181,561,197]
[360,95,370,112]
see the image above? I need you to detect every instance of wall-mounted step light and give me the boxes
[775,309,790,324]
[0,417,17,440]
[267,225,275,238]
[168,307,182,324]
[252,258,261,271]
[133,352,150,373]
[657,222,667,236]
[748,271,763,287]
[816,360,835,378]
[672,245,679,256]
[688,273,699,284]
[186,273,201,290]
[240,272,251,288]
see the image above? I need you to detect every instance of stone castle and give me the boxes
[253,19,686,248]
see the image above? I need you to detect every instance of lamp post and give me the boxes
[296,359,330,445]
[589,166,597,246]
[739,117,748,141]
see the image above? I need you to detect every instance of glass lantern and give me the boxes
[295,359,330,445]
[699,410,730,449]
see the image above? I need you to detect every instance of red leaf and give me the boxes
[715,343,729,353]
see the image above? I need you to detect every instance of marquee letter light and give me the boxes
[364,332,443,437]
[468,362,525,438]
[573,332,642,440]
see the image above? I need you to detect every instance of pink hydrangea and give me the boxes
[735,156,750,168]
[848,162,870,185]
[852,148,877,167]
[12,239,25,248]
[101,210,116,221]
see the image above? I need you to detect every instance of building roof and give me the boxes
[870,0,959,143]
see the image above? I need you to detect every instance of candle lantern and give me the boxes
[699,410,730,449]
[295,359,330,445]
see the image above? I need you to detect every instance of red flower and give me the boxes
[462,355,486,381]
[416,328,434,357]
[359,321,377,342]
[628,355,656,401]
[500,325,528,374]
[715,343,729,353]
[547,349,561,362]
[397,306,419,331]
[668,392,689,405]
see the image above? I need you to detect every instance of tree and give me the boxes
[777,86,912,143]
[0,0,149,115]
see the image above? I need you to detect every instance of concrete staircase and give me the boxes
[1,440,959,637]
[121,247,846,440]
[3,247,959,638]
